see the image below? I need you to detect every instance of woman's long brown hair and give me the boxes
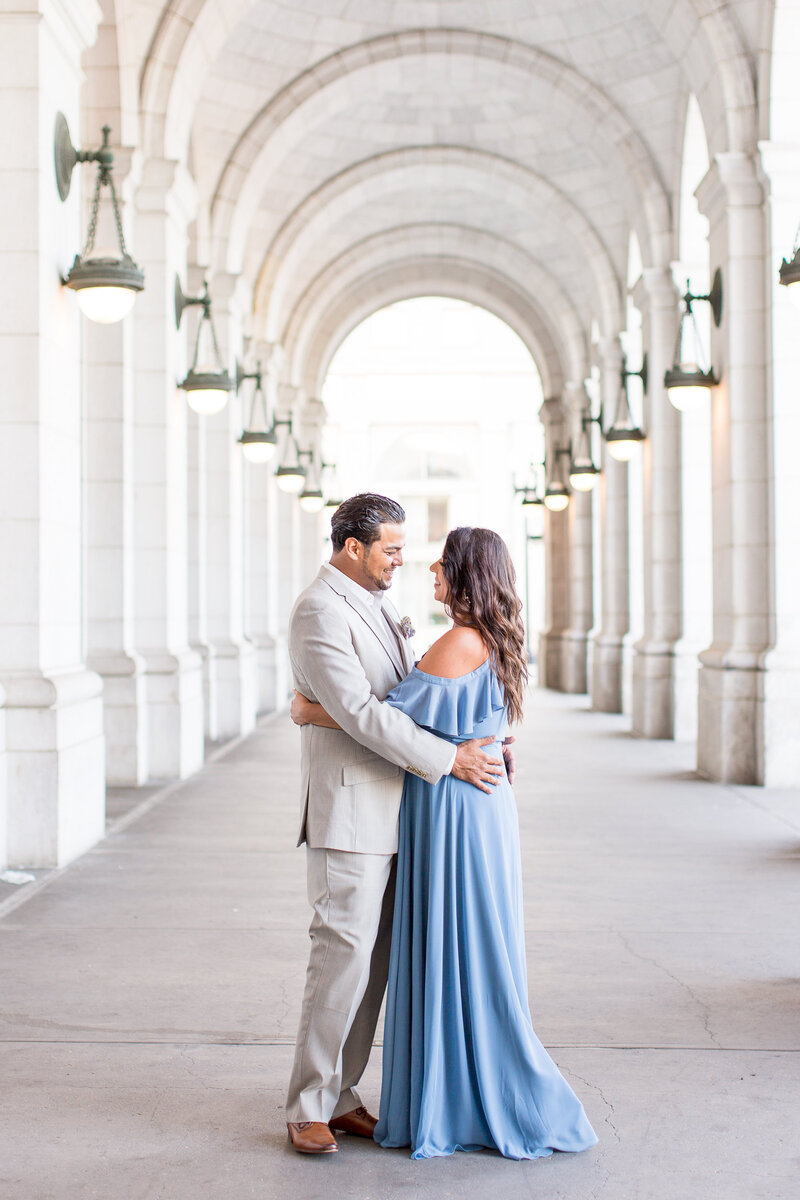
[441,526,528,724]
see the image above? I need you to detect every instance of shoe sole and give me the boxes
[288,1133,338,1154]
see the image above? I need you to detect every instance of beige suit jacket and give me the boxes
[289,563,455,854]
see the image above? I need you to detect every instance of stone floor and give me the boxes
[1,691,799,1200]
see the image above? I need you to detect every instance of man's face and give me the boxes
[358,522,406,591]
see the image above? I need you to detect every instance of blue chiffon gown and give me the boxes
[374,660,598,1160]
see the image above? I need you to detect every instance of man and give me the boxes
[285,493,506,1154]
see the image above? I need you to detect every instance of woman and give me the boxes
[295,527,597,1160]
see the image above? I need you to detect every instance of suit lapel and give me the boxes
[321,573,405,677]
[384,598,415,674]
[356,599,406,677]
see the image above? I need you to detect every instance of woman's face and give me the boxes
[429,556,448,604]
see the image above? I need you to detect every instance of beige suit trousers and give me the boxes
[285,847,396,1123]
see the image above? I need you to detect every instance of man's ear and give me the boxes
[343,537,363,561]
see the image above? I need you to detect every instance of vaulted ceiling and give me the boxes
[105,1,770,393]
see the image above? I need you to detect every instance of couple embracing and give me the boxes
[284,493,597,1161]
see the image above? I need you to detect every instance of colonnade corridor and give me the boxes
[1,691,798,1200]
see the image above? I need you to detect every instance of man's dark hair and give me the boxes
[330,493,406,552]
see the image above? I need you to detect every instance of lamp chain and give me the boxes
[189,316,203,373]
[81,163,129,261]
[82,171,104,258]
[791,220,800,258]
[188,305,225,375]
[107,174,130,257]
[208,310,224,369]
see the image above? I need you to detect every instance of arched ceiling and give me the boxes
[114,0,767,394]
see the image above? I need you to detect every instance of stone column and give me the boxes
[186,386,209,735]
[631,268,683,737]
[560,383,594,694]
[591,338,630,713]
[695,154,770,783]
[244,345,286,712]
[0,0,106,867]
[132,159,204,779]
[79,133,149,785]
[198,271,257,741]
[274,385,303,708]
[756,143,800,785]
[297,397,328,589]
[537,398,570,690]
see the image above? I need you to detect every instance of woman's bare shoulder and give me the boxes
[417,626,488,678]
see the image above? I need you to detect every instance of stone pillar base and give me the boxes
[759,655,800,786]
[250,634,290,713]
[591,636,624,713]
[1,668,105,868]
[537,632,564,690]
[560,630,589,695]
[631,642,675,739]
[205,639,258,740]
[87,651,148,786]
[697,654,761,784]
[141,650,204,780]
[673,642,703,742]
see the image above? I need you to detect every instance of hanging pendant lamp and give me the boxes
[55,115,144,323]
[664,271,723,412]
[605,355,646,462]
[568,417,600,491]
[175,277,233,415]
[236,361,278,463]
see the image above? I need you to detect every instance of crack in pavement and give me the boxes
[614,930,722,1048]
[563,1069,618,1200]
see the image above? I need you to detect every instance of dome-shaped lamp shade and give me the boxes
[664,364,717,413]
[521,491,544,508]
[276,464,306,494]
[324,497,343,515]
[299,488,325,513]
[606,426,645,462]
[64,254,144,324]
[568,462,599,492]
[779,249,800,309]
[179,368,233,416]
[239,429,277,463]
[543,482,570,512]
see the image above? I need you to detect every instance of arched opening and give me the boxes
[321,296,545,654]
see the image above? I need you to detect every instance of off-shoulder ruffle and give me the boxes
[385,658,505,736]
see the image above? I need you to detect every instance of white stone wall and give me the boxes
[3,0,800,870]
[0,0,106,868]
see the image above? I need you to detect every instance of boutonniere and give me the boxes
[399,616,416,639]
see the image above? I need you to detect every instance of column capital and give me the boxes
[633,266,678,313]
[696,152,764,223]
[136,157,198,224]
[277,383,302,413]
[597,335,623,371]
[209,270,252,317]
[562,380,590,415]
[538,395,565,428]
[44,0,103,56]
[301,396,327,428]
[248,340,284,377]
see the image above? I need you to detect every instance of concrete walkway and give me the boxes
[1,691,799,1200]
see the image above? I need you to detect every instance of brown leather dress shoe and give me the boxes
[329,1105,378,1139]
[287,1121,339,1154]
